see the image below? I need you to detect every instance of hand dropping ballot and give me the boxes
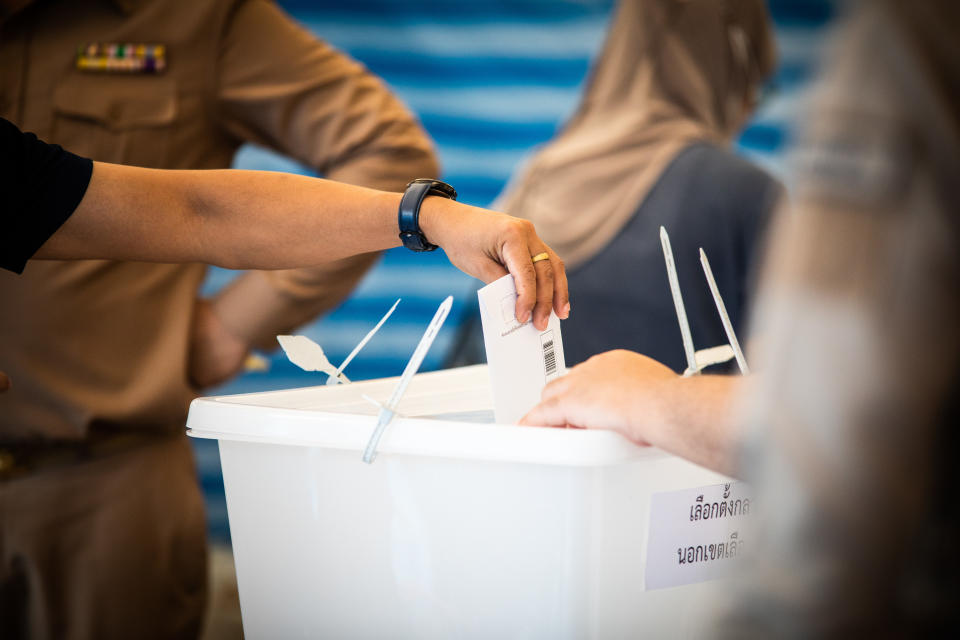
[478,274,566,423]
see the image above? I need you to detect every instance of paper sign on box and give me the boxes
[645,481,753,590]
[477,274,566,423]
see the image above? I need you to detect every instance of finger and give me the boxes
[532,256,555,331]
[519,395,569,427]
[500,231,537,324]
[549,251,570,319]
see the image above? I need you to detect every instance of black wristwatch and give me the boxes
[398,178,457,252]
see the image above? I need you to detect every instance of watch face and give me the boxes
[431,182,458,200]
[408,179,456,201]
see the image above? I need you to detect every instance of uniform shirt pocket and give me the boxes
[51,74,177,168]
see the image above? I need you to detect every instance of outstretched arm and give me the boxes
[35,162,569,330]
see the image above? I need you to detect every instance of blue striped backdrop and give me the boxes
[194,0,839,542]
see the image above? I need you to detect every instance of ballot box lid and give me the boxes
[186,364,659,467]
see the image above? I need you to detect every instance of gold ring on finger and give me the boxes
[531,252,550,264]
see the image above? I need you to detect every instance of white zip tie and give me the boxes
[362,296,453,464]
[699,248,750,375]
[659,226,698,376]
[326,298,401,386]
[276,335,349,384]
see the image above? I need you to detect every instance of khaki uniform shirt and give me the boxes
[0,0,438,440]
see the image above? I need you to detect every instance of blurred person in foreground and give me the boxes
[719,0,960,633]
[497,0,782,372]
[527,0,960,633]
[0,0,432,637]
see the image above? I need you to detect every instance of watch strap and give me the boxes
[398,179,457,252]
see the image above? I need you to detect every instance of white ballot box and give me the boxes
[186,365,746,639]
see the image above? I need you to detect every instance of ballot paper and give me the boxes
[478,274,566,423]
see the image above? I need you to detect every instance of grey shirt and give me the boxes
[562,142,781,371]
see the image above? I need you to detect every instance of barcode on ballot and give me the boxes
[541,330,558,378]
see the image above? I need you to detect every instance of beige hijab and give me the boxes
[499,0,777,268]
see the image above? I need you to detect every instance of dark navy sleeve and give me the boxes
[1,117,94,274]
